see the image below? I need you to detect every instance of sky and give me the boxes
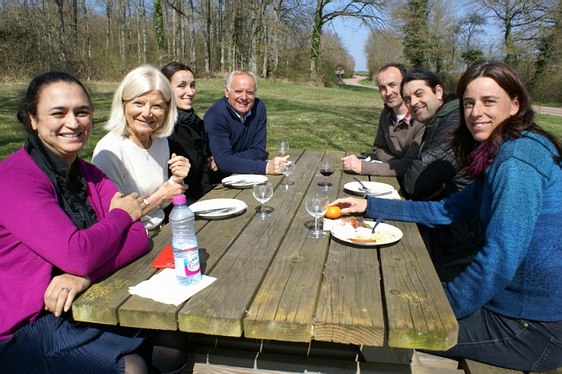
[330,17,370,72]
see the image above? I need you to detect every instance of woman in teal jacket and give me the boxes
[330,61,562,371]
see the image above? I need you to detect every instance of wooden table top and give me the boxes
[72,149,458,351]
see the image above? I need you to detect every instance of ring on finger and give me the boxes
[61,287,70,293]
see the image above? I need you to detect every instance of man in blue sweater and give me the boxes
[204,70,288,178]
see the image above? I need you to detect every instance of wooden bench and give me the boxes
[462,359,562,374]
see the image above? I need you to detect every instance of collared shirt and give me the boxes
[228,105,252,125]
[361,106,425,177]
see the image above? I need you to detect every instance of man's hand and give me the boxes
[341,155,362,174]
[44,274,91,317]
[266,156,289,175]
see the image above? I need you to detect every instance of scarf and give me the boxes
[24,134,97,229]
[176,108,197,127]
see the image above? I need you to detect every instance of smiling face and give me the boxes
[463,77,520,143]
[224,73,256,116]
[377,67,404,112]
[30,82,92,165]
[402,80,444,124]
[124,90,167,147]
[170,69,196,111]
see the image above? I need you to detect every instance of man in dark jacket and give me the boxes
[401,69,483,279]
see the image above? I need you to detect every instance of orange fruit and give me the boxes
[325,206,342,219]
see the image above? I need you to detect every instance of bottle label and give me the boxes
[174,248,200,277]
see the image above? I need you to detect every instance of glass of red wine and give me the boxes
[318,160,334,191]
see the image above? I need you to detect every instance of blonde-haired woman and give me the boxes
[93,65,190,232]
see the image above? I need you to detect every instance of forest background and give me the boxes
[1,0,561,103]
[1,0,561,161]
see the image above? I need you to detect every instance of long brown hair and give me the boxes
[452,61,561,168]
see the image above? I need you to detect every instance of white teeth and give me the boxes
[61,134,80,138]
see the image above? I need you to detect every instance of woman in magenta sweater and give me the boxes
[0,72,151,373]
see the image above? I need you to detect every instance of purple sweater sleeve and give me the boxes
[1,151,149,280]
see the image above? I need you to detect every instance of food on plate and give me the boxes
[325,206,342,219]
[338,216,363,228]
[332,219,399,243]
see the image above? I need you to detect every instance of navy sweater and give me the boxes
[204,97,268,174]
[366,132,562,320]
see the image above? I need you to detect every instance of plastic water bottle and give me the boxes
[169,194,201,286]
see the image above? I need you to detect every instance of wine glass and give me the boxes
[281,160,295,188]
[305,194,329,238]
[318,160,334,191]
[278,140,289,156]
[252,181,274,219]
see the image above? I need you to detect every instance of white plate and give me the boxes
[222,174,268,189]
[343,181,395,196]
[330,221,403,247]
[190,198,247,219]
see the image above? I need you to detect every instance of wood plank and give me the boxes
[177,150,320,337]
[244,151,341,342]
[379,219,458,350]
[361,345,413,365]
[115,153,305,329]
[71,226,174,324]
[412,351,459,370]
[312,163,386,346]
[462,359,522,374]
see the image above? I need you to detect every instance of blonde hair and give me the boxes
[105,65,177,138]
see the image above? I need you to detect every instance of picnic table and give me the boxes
[72,149,458,372]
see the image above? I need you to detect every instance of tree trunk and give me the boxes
[54,0,67,64]
[106,0,113,53]
[204,0,211,74]
[119,0,127,63]
[81,0,92,78]
[310,0,324,80]
[71,0,78,61]
[188,0,196,66]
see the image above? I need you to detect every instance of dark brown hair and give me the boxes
[161,61,194,81]
[452,60,561,166]
[17,71,91,134]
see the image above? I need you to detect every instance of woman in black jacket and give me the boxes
[161,62,214,203]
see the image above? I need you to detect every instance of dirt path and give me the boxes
[343,75,562,117]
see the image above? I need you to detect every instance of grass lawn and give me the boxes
[1,78,561,161]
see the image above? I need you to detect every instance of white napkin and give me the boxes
[128,268,216,306]
[376,189,401,200]
[363,157,383,164]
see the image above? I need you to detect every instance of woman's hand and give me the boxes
[109,191,145,221]
[44,274,91,317]
[329,197,368,215]
[168,153,190,183]
[156,180,188,206]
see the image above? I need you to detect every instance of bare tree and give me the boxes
[54,0,68,64]
[475,0,558,64]
[310,0,387,80]
[365,28,405,76]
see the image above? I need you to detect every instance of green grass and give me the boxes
[1,79,561,161]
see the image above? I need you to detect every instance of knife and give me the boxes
[195,207,236,215]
